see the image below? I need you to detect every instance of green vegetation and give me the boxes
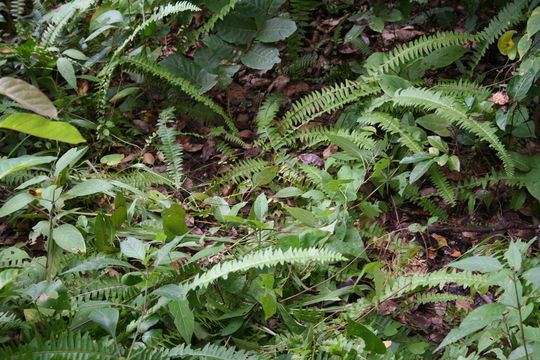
[0,0,539,359]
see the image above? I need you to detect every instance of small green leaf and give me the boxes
[120,237,147,260]
[256,18,296,42]
[449,256,503,273]
[252,193,268,221]
[409,160,433,183]
[162,203,188,239]
[57,57,77,90]
[0,113,86,144]
[524,168,540,201]
[54,147,87,176]
[169,300,194,344]
[517,36,532,58]
[0,77,58,118]
[274,187,304,198]
[0,192,34,217]
[505,241,522,271]
[260,292,277,320]
[100,153,125,165]
[66,180,113,197]
[497,30,517,56]
[89,308,119,337]
[284,206,319,227]
[416,114,452,137]
[94,212,114,251]
[241,43,281,70]
[526,7,540,36]
[346,319,386,354]
[328,134,367,159]
[379,75,411,96]
[52,224,86,253]
[252,167,278,188]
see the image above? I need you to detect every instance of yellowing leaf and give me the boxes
[497,30,517,55]
[0,113,86,144]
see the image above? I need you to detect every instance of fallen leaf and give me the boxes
[143,153,155,165]
[298,153,324,167]
[285,81,310,97]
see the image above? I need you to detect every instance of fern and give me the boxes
[9,0,25,21]
[431,79,491,100]
[186,0,242,48]
[40,0,97,47]
[429,167,457,205]
[283,53,318,78]
[117,56,237,132]
[187,247,345,291]
[69,279,137,307]
[170,343,258,360]
[413,292,471,305]
[391,87,514,177]
[364,32,479,77]
[397,182,449,221]
[467,0,530,73]
[219,158,272,184]
[114,171,171,189]
[348,269,487,316]
[287,0,320,59]
[0,333,117,359]
[282,126,378,150]
[0,311,25,332]
[157,107,183,190]
[362,112,424,153]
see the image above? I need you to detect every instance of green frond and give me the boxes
[349,269,487,316]
[220,158,273,184]
[362,112,424,153]
[0,311,25,332]
[320,335,365,356]
[170,343,258,360]
[69,279,138,307]
[365,32,478,77]
[431,79,492,100]
[215,141,237,157]
[188,247,345,291]
[391,87,514,177]
[0,333,117,360]
[429,167,456,205]
[413,292,471,305]
[287,0,321,59]
[283,54,318,78]
[117,56,236,132]
[256,94,284,135]
[113,171,171,189]
[157,107,183,190]
[279,126,377,151]
[1,170,44,187]
[112,1,199,60]
[186,0,242,48]
[396,182,448,221]
[468,0,530,73]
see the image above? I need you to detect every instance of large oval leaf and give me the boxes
[0,113,86,144]
[52,224,86,253]
[0,77,58,118]
[0,155,57,179]
[256,18,297,43]
[241,44,281,70]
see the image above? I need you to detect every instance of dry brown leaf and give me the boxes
[143,153,155,165]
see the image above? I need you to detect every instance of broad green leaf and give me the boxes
[449,256,503,273]
[274,187,304,198]
[497,30,517,55]
[62,49,89,61]
[120,237,147,260]
[252,167,278,187]
[110,87,139,102]
[252,193,268,221]
[524,168,540,201]
[527,7,540,36]
[162,203,188,239]
[284,206,319,227]
[0,192,34,217]
[508,72,535,101]
[379,75,411,96]
[421,45,468,69]
[66,180,113,197]
[409,160,433,183]
[169,300,194,344]
[256,18,296,43]
[260,292,277,320]
[328,134,366,159]
[436,303,507,350]
[346,319,386,354]
[236,0,285,16]
[517,36,532,58]
[89,308,119,337]
[523,266,540,288]
[60,257,134,274]
[0,77,57,118]
[241,43,281,70]
[416,114,452,136]
[54,147,88,176]
[0,113,86,144]
[216,15,257,44]
[57,57,77,89]
[111,206,127,228]
[52,224,86,253]
[0,155,56,179]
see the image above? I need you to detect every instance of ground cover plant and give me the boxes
[0,0,539,359]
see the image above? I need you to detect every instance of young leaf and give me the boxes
[252,193,268,221]
[0,77,58,118]
[52,224,86,253]
[0,113,86,144]
[57,57,77,89]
